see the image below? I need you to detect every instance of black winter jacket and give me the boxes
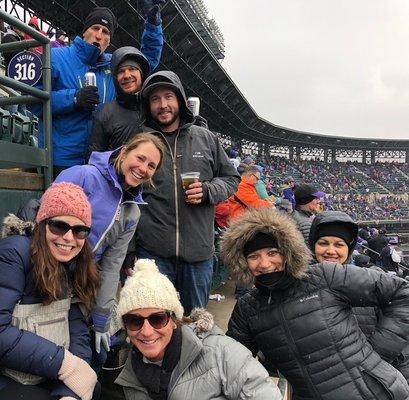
[222,209,409,400]
[135,71,240,262]
[87,47,150,158]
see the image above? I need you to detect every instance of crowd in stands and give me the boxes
[252,155,409,221]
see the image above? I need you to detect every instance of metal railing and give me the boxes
[0,8,52,187]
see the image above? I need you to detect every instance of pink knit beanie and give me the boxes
[36,182,92,226]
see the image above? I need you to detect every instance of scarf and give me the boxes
[131,326,182,400]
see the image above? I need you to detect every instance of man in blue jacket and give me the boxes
[32,4,164,177]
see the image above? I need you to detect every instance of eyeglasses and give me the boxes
[122,311,171,331]
[46,219,91,240]
[251,174,260,181]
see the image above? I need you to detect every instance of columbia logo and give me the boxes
[299,294,318,303]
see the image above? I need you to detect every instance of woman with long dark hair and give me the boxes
[0,182,99,400]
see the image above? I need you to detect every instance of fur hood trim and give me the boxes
[188,308,214,333]
[221,208,312,284]
[1,214,35,239]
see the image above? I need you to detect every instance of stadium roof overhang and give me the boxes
[9,0,409,152]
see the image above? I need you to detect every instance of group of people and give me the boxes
[2,3,409,400]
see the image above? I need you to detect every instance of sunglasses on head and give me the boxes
[46,219,91,240]
[122,311,171,331]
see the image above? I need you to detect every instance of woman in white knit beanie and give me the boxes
[115,259,281,400]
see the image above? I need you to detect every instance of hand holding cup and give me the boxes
[181,172,203,204]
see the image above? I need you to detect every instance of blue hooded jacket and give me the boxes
[32,21,163,167]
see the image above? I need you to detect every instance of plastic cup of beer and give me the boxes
[181,172,200,190]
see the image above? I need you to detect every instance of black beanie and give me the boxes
[243,232,279,258]
[83,7,117,39]
[314,223,355,251]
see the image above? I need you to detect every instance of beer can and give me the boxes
[84,72,97,87]
[187,96,200,117]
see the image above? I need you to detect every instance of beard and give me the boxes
[155,110,180,129]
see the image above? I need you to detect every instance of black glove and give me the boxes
[74,86,99,111]
[146,4,162,25]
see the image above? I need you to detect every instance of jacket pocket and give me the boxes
[2,299,71,385]
[361,360,408,400]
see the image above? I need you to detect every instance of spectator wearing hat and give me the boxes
[51,29,67,48]
[380,237,401,274]
[0,183,100,400]
[367,228,389,266]
[223,208,409,399]
[292,183,325,243]
[30,4,165,176]
[228,165,274,221]
[282,176,296,210]
[135,70,240,314]
[87,46,151,157]
[114,258,281,400]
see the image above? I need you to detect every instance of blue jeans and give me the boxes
[137,247,213,314]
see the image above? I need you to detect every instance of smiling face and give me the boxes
[117,65,143,94]
[149,87,181,132]
[120,141,162,188]
[246,247,285,276]
[314,236,349,264]
[83,23,110,53]
[127,308,176,362]
[45,215,86,263]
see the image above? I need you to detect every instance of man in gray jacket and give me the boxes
[293,183,325,243]
[135,70,240,314]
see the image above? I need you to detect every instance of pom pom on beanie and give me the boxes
[117,259,184,326]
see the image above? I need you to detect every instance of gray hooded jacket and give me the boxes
[115,309,281,400]
[135,70,240,262]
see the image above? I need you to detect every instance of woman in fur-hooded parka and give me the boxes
[222,208,409,400]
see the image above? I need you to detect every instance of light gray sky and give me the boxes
[204,0,409,139]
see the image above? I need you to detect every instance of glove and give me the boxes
[58,350,97,400]
[74,86,99,111]
[146,4,162,25]
[95,330,110,354]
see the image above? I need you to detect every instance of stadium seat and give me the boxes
[11,112,31,145]
[0,107,12,142]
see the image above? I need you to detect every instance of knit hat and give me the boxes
[295,183,325,206]
[36,182,92,226]
[243,232,279,258]
[117,259,184,327]
[118,59,144,77]
[83,7,117,39]
[312,222,356,252]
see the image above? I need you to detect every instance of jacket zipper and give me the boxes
[159,130,181,258]
[277,296,322,399]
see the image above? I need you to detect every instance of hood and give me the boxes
[1,213,35,238]
[221,208,311,285]
[309,211,358,260]
[188,307,214,334]
[140,70,194,127]
[111,46,150,108]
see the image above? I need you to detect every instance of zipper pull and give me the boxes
[268,292,272,304]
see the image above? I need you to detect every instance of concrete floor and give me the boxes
[207,278,236,332]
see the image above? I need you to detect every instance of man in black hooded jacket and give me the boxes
[134,70,240,314]
[87,46,151,158]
